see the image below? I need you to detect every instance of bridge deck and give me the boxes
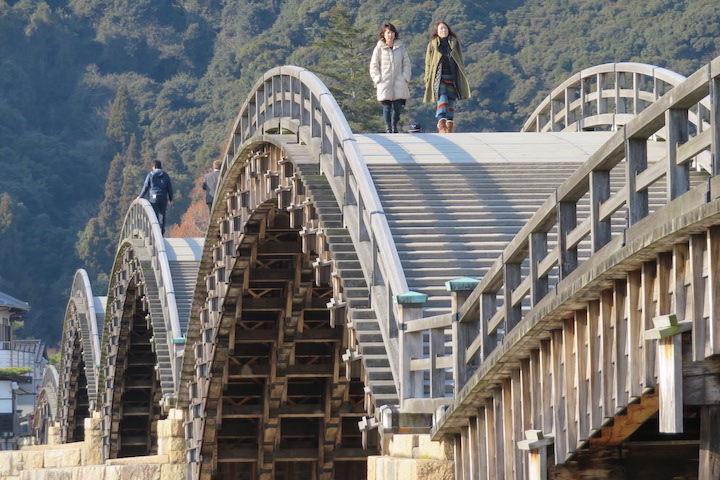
[356,132,667,314]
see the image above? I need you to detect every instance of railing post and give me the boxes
[558,200,578,280]
[626,137,649,225]
[665,108,690,201]
[395,291,428,405]
[504,262,522,332]
[517,430,554,480]
[644,314,691,433]
[529,232,548,305]
[429,324,445,399]
[480,292,497,360]
[447,277,481,395]
[590,169,611,252]
[712,74,720,176]
[597,72,608,116]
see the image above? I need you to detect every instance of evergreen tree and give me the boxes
[0,193,13,233]
[313,7,381,133]
[106,84,139,150]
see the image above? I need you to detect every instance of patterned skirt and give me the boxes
[436,74,458,120]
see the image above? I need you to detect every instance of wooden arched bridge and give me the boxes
[27,57,720,480]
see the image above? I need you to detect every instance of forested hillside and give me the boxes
[0,0,718,345]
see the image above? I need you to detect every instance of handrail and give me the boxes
[218,65,410,389]
[454,56,720,392]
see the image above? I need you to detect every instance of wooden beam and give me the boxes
[708,227,720,355]
[699,405,720,480]
[590,169,611,253]
[690,233,707,362]
[626,137,649,225]
[665,108,690,201]
[645,314,690,433]
[589,390,659,447]
[517,430,554,480]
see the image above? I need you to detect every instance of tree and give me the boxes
[106,84,139,150]
[0,193,13,232]
[312,7,381,133]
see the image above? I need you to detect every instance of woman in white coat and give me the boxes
[369,23,411,133]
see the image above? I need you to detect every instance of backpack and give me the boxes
[150,172,168,196]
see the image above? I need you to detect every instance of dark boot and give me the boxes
[385,125,392,133]
[393,121,399,133]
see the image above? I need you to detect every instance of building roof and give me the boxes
[0,290,30,312]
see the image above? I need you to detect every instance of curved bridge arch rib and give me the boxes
[34,365,60,445]
[59,269,104,443]
[182,66,407,480]
[99,201,201,459]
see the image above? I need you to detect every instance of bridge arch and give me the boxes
[59,268,104,443]
[34,365,59,445]
[99,200,201,459]
[181,67,414,480]
[523,62,712,149]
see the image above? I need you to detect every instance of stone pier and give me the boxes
[0,409,186,480]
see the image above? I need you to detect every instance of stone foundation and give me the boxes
[0,409,187,480]
[368,433,454,480]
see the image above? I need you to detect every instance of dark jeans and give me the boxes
[150,196,168,234]
[382,99,405,129]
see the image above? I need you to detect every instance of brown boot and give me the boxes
[437,118,447,133]
[446,120,454,133]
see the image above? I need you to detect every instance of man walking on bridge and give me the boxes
[202,160,222,213]
[138,160,174,235]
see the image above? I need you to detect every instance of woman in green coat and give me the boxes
[423,21,470,133]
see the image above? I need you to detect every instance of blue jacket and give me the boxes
[139,169,173,201]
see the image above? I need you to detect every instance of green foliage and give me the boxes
[311,6,381,132]
[106,84,139,149]
[0,193,13,232]
[1,0,719,347]
[0,366,32,377]
[48,351,61,368]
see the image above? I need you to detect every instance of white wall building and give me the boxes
[0,290,46,449]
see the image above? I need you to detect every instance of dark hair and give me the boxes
[153,160,162,169]
[378,23,399,41]
[430,21,458,40]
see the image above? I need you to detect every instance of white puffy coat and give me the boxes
[369,39,411,101]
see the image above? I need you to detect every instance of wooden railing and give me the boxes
[219,66,410,392]
[399,58,720,411]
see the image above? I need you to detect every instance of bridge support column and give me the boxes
[644,314,691,433]
[517,430,554,480]
[368,438,454,480]
[82,411,102,465]
[699,405,720,480]
[47,421,62,446]
[157,408,185,464]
